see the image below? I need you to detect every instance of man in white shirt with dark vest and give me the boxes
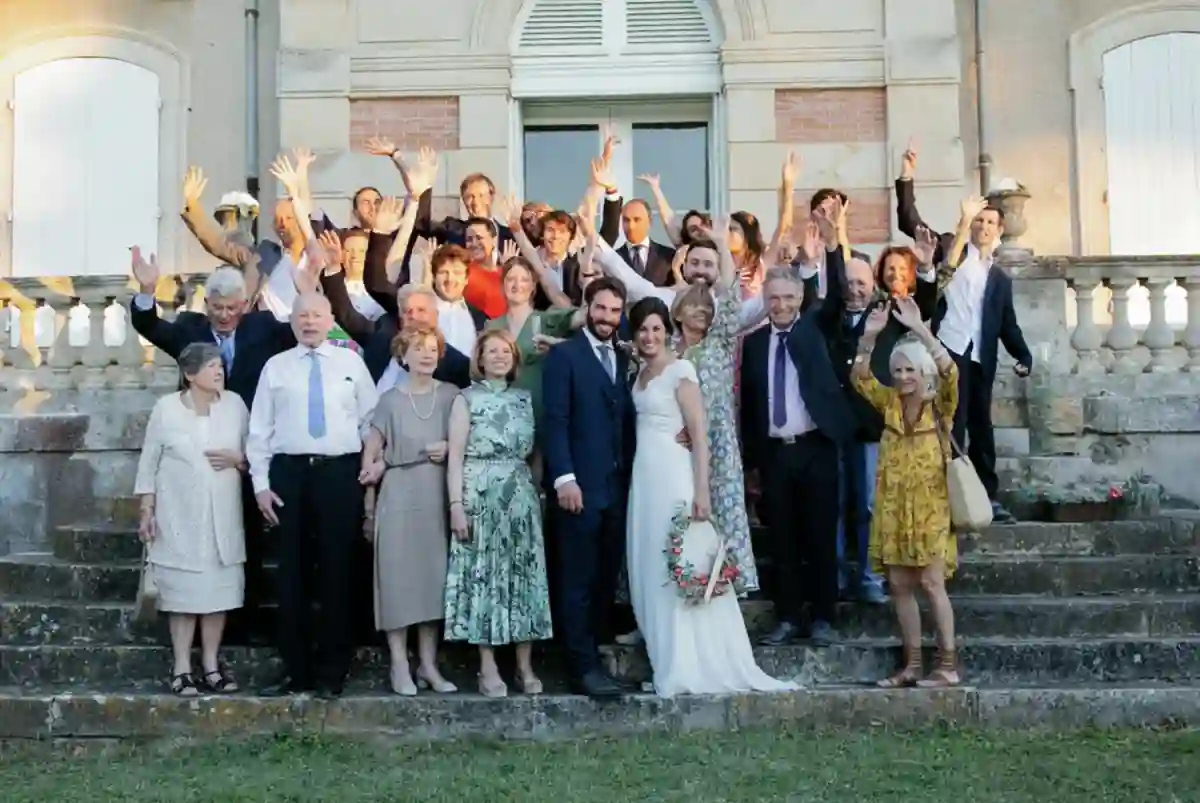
[936,197,1033,524]
[247,292,379,698]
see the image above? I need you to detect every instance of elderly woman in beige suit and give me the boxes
[135,343,250,696]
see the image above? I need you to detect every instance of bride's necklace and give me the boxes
[406,384,436,421]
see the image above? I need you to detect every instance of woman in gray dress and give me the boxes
[361,327,459,696]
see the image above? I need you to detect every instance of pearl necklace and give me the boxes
[406,384,437,421]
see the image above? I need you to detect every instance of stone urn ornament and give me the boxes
[986,179,1031,253]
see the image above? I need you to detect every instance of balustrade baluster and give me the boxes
[1142,278,1176,372]
[1184,279,1200,373]
[1105,277,1141,373]
[1069,279,1106,375]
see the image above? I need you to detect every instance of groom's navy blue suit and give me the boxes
[542,330,637,681]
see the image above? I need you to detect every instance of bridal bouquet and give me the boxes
[664,507,740,604]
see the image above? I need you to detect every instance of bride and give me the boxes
[625,296,798,698]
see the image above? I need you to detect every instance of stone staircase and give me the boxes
[2,501,1200,741]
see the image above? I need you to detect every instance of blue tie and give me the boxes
[217,334,234,375]
[772,331,789,429]
[307,351,326,438]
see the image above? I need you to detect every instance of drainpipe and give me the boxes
[245,0,261,239]
[974,0,992,195]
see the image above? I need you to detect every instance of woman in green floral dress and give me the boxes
[444,329,552,698]
[670,232,759,593]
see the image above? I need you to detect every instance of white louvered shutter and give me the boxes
[518,0,605,49]
[625,0,712,47]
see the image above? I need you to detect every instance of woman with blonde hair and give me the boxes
[359,327,459,696]
[134,342,249,696]
[443,329,552,697]
[851,296,961,688]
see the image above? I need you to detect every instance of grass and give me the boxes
[1,727,1198,802]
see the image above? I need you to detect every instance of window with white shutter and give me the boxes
[12,57,159,278]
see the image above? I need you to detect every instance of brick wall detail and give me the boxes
[350,97,460,152]
[774,88,886,144]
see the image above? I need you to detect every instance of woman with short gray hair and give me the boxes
[134,342,251,696]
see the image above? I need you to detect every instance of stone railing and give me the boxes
[0,275,204,391]
[1059,256,1199,374]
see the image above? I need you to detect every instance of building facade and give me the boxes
[0,0,1197,280]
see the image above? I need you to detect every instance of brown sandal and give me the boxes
[917,648,961,688]
[877,646,923,688]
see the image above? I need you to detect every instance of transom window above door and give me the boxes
[521,100,712,245]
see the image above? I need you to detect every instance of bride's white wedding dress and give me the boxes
[627,359,799,698]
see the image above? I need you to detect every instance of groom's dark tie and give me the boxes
[772,331,789,428]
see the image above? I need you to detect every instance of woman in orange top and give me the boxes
[463,217,511,319]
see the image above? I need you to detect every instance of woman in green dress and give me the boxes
[444,329,553,698]
[487,256,584,428]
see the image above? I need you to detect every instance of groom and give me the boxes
[542,276,637,699]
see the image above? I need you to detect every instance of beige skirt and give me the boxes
[154,562,244,615]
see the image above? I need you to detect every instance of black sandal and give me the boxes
[170,672,200,697]
[200,667,240,694]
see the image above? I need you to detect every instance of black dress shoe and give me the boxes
[605,671,638,691]
[572,670,622,699]
[261,676,311,697]
[759,620,801,647]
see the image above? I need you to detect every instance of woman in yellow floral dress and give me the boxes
[851,296,960,688]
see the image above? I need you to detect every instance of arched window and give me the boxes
[12,57,160,277]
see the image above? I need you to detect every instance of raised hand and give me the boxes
[833,197,850,241]
[800,220,822,265]
[901,138,918,180]
[774,240,798,267]
[182,166,207,206]
[670,245,690,287]
[406,146,439,196]
[637,173,661,191]
[131,246,160,293]
[960,195,989,225]
[812,205,836,245]
[292,257,322,295]
[781,150,800,186]
[373,196,403,235]
[698,215,731,244]
[269,154,301,198]
[499,193,522,231]
[319,229,344,270]
[891,295,929,335]
[364,136,397,157]
[912,224,938,266]
[292,146,315,172]
[863,303,890,337]
[591,157,615,192]
[600,124,618,162]
[499,238,520,264]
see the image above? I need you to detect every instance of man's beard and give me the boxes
[585,317,616,342]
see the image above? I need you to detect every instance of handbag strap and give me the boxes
[930,404,967,462]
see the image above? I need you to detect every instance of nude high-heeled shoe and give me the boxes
[416,668,458,694]
[390,666,418,697]
[478,673,508,698]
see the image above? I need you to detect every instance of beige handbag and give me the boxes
[933,409,994,532]
[134,548,159,624]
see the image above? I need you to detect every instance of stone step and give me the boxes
[4,638,1199,690]
[6,552,1198,603]
[49,518,1200,565]
[6,684,1200,741]
[7,595,1200,646]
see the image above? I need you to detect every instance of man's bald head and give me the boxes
[291,291,333,346]
[844,255,875,311]
[274,199,302,248]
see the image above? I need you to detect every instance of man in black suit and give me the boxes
[741,267,857,647]
[321,268,470,390]
[601,198,676,287]
[129,255,296,629]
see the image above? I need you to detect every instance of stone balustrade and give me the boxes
[1051,255,1200,375]
[0,275,205,391]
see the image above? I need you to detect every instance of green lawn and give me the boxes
[2,727,1198,802]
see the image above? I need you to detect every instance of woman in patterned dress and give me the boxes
[443,329,552,698]
[669,223,759,594]
[851,297,961,689]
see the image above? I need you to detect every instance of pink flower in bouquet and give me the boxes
[671,547,682,555]
[673,566,683,576]
[695,574,709,586]
[723,566,738,580]
[1108,486,1124,501]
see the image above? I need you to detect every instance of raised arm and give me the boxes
[589,133,623,246]
[946,195,989,270]
[850,304,895,412]
[127,247,190,357]
[637,173,682,246]
[384,147,439,285]
[319,269,376,346]
[764,152,799,261]
[594,239,674,305]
